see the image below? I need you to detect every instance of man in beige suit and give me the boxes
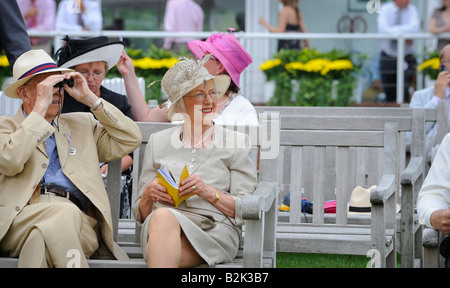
[0,50,142,267]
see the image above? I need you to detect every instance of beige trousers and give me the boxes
[1,195,99,268]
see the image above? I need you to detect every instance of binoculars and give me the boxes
[54,78,74,88]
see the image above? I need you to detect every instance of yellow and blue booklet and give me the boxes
[156,165,192,207]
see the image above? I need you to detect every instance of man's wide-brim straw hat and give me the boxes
[348,185,400,214]
[161,56,231,121]
[54,36,124,70]
[4,49,73,99]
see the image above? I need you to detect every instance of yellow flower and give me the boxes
[418,57,440,71]
[304,59,332,73]
[285,61,305,71]
[285,58,353,75]
[132,57,177,70]
[259,58,282,71]
[321,59,354,75]
[0,55,9,67]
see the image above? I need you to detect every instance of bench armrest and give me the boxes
[400,156,424,185]
[370,174,396,205]
[242,182,278,268]
[106,158,122,242]
[423,227,440,248]
[242,182,277,220]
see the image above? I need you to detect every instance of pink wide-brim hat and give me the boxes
[187,31,252,87]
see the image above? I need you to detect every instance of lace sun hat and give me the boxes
[161,57,231,121]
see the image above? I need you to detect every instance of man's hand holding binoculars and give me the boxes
[62,72,102,110]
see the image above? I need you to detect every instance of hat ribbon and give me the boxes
[19,62,59,80]
[348,206,371,213]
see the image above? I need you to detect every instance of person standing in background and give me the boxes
[55,0,102,32]
[429,0,450,51]
[17,0,56,54]
[377,0,420,103]
[259,0,310,51]
[163,0,204,53]
[0,0,32,70]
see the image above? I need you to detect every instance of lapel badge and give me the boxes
[64,133,77,156]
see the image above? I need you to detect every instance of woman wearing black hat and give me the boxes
[54,36,135,218]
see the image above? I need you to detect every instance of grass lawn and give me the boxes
[276,253,371,268]
[277,252,402,268]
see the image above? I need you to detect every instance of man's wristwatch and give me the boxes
[91,98,102,110]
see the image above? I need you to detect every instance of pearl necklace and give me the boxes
[181,125,214,148]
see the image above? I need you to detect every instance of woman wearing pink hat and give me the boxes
[187,31,258,126]
[120,31,259,126]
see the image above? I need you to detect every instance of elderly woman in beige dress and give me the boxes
[132,57,258,268]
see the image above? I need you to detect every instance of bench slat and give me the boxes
[281,130,385,147]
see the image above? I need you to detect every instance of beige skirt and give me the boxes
[140,208,240,267]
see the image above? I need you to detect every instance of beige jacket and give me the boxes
[0,100,142,260]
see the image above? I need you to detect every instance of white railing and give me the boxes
[0,92,22,116]
[21,30,450,104]
[102,77,146,98]
[4,31,446,112]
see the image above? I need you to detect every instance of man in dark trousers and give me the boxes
[377,0,420,103]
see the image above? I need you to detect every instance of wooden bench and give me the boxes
[282,115,427,267]
[119,114,280,268]
[0,114,280,268]
[256,103,448,173]
[255,104,448,152]
[281,112,430,265]
[255,104,449,267]
[283,115,426,268]
[275,121,400,267]
[255,104,447,193]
